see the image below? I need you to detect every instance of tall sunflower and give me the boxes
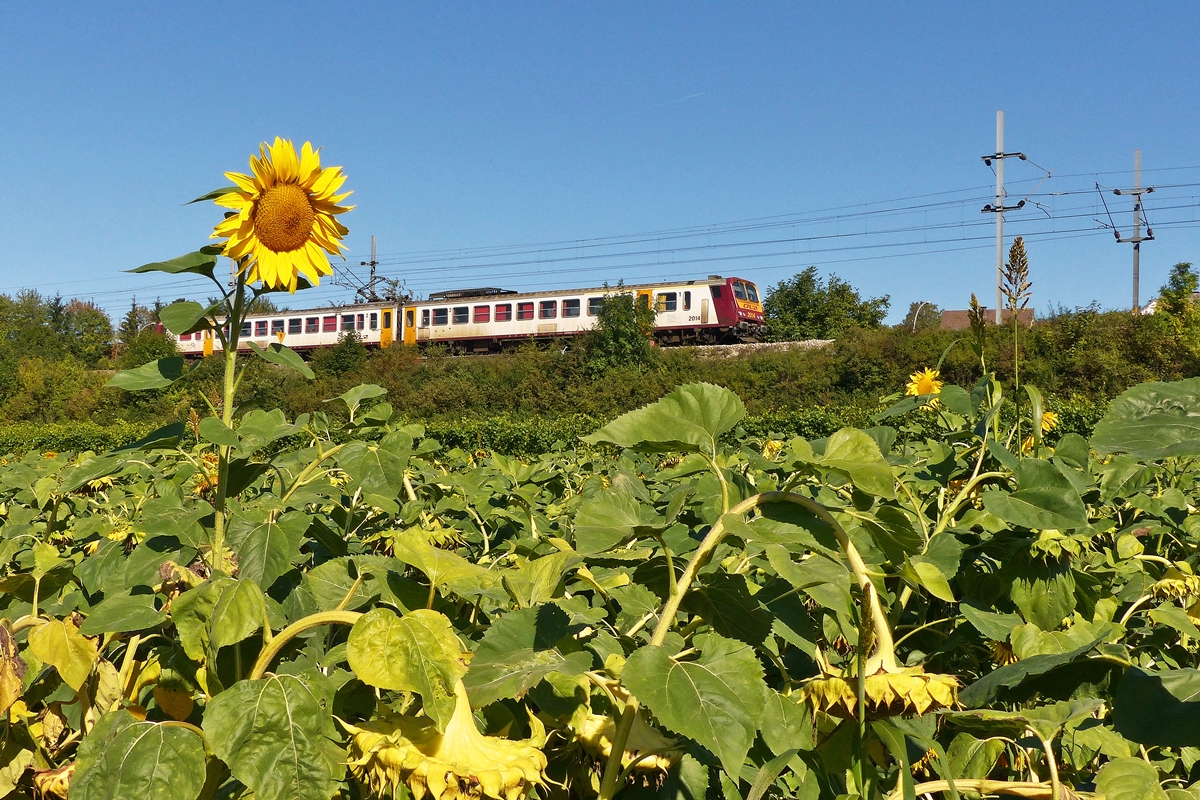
[211,138,353,292]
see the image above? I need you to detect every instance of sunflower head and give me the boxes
[905,368,943,398]
[1151,565,1200,600]
[574,711,681,785]
[797,667,958,718]
[212,137,353,292]
[343,681,547,800]
[1040,410,1060,433]
[988,640,1019,666]
[760,439,784,459]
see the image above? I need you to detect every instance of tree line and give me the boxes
[0,264,1197,427]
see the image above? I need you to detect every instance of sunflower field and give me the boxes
[7,141,1200,800]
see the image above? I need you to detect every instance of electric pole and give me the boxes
[359,235,380,302]
[1112,150,1154,314]
[981,111,1028,324]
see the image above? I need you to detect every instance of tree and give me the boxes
[901,301,941,333]
[1158,262,1198,320]
[313,330,368,376]
[64,300,114,365]
[764,267,889,341]
[584,287,657,376]
[117,297,155,345]
[115,328,177,369]
[246,295,282,315]
[382,278,414,304]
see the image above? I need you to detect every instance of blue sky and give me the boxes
[2,3,1198,320]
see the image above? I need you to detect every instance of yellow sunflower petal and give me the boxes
[214,191,252,211]
[299,141,322,184]
[270,137,300,184]
[250,146,275,188]
[310,165,348,198]
[225,171,260,195]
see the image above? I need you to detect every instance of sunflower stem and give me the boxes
[210,273,245,575]
[598,697,639,800]
[248,609,362,680]
[646,491,898,671]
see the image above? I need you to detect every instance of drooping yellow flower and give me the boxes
[905,367,943,398]
[1151,565,1200,600]
[797,666,958,718]
[575,710,681,782]
[212,138,353,292]
[1041,410,1059,433]
[342,680,547,800]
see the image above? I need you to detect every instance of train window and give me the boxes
[473,305,490,323]
[369,313,378,330]
[587,297,603,316]
[744,282,760,303]
[517,302,534,321]
[658,292,677,312]
[340,315,353,331]
[305,317,319,333]
[255,320,268,337]
[241,321,252,336]
[288,318,302,335]
[683,291,691,311]
[452,306,469,324]
[732,282,747,301]
[421,309,430,327]
[712,286,723,299]
[271,320,285,335]
[562,299,581,318]
[433,308,448,326]
[539,300,557,319]
[637,294,650,308]
[179,333,191,341]
[495,304,512,322]
[323,316,337,332]
[356,314,365,330]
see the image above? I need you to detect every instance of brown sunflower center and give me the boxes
[253,183,316,253]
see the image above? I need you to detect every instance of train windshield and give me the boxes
[744,282,760,303]
[732,281,747,300]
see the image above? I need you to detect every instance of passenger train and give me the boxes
[174,275,765,356]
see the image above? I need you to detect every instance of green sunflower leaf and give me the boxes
[106,357,186,391]
[128,250,218,278]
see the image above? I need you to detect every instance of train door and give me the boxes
[203,330,214,357]
[403,307,417,345]
[700,299,709,324]
[636,290,652,311]
[380,310,394,348]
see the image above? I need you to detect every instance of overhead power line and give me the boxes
[10,165,1200,312]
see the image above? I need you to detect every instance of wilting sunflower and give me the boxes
[1040,410,1059,433]
[212,138,353,292]
[342,680,547,800]
[574,710,681,784]
[905,367,943,397]
[1151,564,1200,600]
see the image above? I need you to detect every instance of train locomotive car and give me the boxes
[174,275,764,356]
